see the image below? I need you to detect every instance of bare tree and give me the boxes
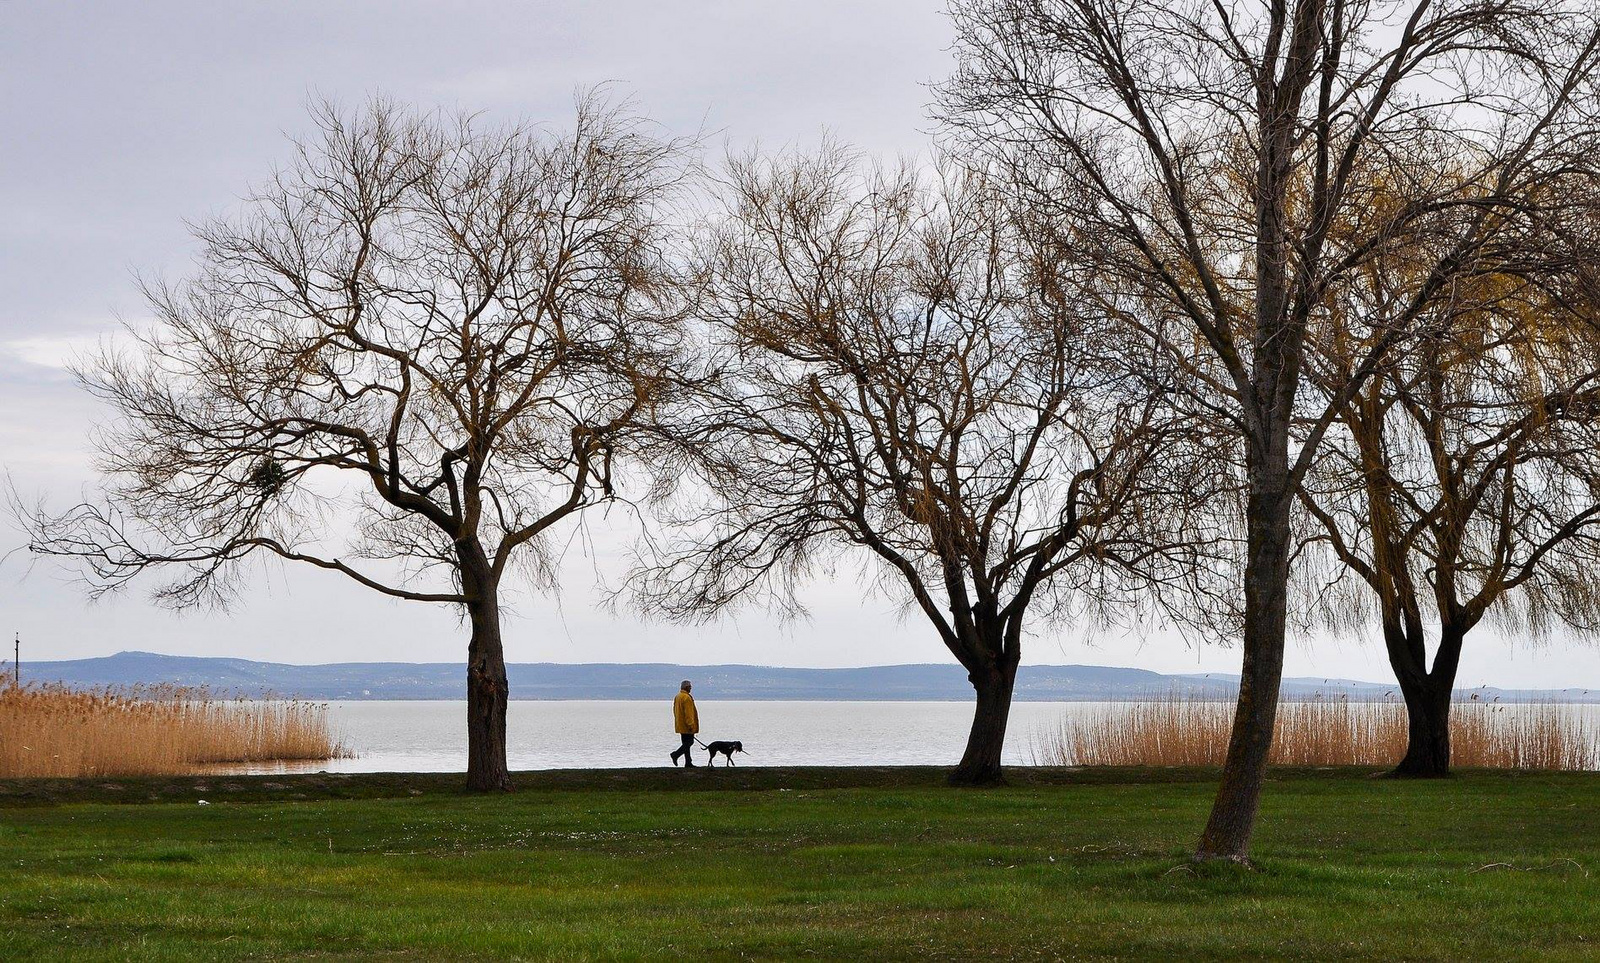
[634,148,1224,785]
[940,0,1600,857]
[19,97,691,791]
[1301,193,1600,775]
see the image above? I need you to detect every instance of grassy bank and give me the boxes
[2,768,1596,959]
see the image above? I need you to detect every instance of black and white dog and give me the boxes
[702,740,746,766]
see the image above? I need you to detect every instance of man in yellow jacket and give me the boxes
[670,679,699,767]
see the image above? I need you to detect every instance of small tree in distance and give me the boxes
[634,148,1226,785]
[20,97,692,791]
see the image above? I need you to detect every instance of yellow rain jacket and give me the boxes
[673,690,699,734]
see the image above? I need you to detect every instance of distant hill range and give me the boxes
[12,651,1598,702]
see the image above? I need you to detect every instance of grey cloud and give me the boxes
[1,1,1592,687]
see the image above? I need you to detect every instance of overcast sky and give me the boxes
[2,1,1596,689]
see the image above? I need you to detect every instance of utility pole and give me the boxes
[11,632,17,687]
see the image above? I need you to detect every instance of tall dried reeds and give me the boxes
[1032,695,1597,770]
[0,682,347,777]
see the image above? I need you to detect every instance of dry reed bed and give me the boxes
[0,682,347,777]
[1033,696,1598,770]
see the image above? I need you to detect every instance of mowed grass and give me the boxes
[1,768,1596,960]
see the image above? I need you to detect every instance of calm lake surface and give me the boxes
[249,700,1098,773]
[238,699,1600,774]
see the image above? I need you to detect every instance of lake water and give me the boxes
[236,699,1600,774]
[244,700,1094,773]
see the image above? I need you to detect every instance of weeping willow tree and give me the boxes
[940,0,1600,858]
[1300,178,1600,776]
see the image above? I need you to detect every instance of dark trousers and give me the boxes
[671,733,696,765]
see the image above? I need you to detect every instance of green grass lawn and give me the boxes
[1,767,1596,960]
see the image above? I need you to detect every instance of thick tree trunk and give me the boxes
[1393,683,1452,776]
[1388,623,1464,778]
[1196,479,1292,862]
[1193,73,1305,861]
[461,548,511,792]
[949,655,1019,786]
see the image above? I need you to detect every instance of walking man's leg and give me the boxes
[680,733,697,767]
